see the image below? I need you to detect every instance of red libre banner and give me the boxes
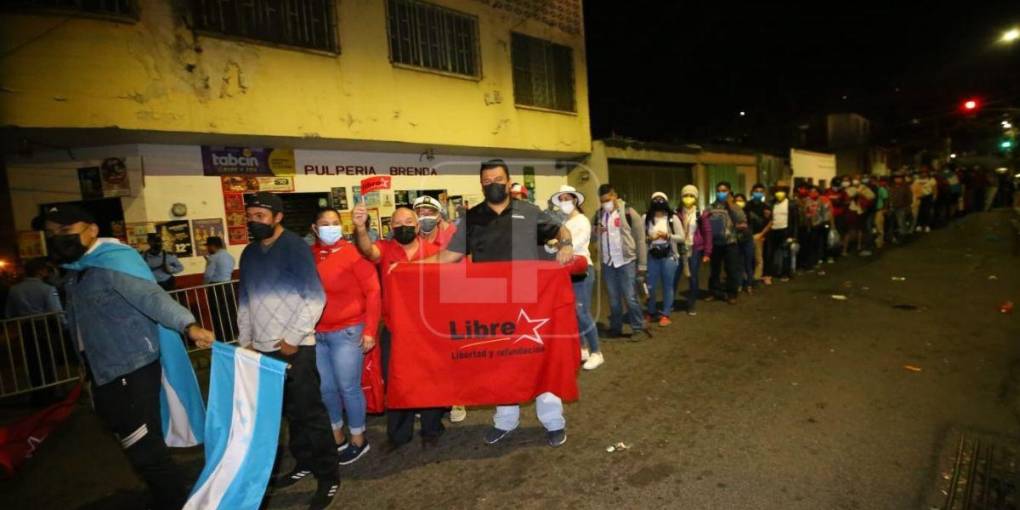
[384,261,580,409]
[360,176,391,195]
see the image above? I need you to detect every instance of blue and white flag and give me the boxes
[185,343,287,510]
[64,238,205,447]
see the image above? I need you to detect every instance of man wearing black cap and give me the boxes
[237,192,339,509]
[143,233,184,291]
[42,204,215,510]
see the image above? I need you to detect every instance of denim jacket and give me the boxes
[66,265,195,386]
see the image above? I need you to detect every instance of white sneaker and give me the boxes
[580,347,590,362]
[924,226,931,232]
[450,406,467,423]
[582,352,604,370]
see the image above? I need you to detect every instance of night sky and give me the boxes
[584,1,1020,152]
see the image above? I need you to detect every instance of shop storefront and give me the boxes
[7,144,570,285]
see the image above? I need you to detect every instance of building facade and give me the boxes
[576,138,761,214]
[1,0,591,281]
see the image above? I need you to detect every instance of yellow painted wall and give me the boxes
[0,0,590,155]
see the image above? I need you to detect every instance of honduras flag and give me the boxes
[185,343,287,510]
[64,238,205,447]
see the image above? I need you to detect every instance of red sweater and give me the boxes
[312,240,381,338]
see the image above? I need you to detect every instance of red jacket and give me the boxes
[312,239,382,339]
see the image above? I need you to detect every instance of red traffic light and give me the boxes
[962,99,979,111]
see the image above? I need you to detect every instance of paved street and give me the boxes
[2,210,1019,510]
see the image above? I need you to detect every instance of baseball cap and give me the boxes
[43,204,96,226]
[246,191,284,214]
[412,195,443,211]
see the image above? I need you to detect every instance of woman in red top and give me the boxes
[311,208,381,465]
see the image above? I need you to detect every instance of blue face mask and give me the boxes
[716,191,729,202]
[751,191,765,201]
[316,225,343,245]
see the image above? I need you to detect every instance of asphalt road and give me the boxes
[3,210,1019,510]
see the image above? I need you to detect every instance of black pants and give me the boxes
[387,408,446,445]
[918,196,934,228]
[92,361,188,510]
[379,326,447,444]
[266,346,338,482]
[797,227,816,269]
[812,225,829,266]
[708,243,741,299]
[767,229,792,278]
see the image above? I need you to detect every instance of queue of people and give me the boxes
[4,158,1014,510]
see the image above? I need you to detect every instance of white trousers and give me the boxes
[493,392,565,432]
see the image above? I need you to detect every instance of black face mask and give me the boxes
[48,233,86,264]
[392,226,417,245]
[248,221,275,242]
[483,183,508,204]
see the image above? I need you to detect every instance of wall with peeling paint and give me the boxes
[0,0,591,156]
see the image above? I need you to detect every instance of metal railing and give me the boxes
[0,280,241,399]
[168,280,241,351]
[0,311,79,398]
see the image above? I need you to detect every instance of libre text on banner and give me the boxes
[384,261,580,409]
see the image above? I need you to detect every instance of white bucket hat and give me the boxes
[550,184,585,206]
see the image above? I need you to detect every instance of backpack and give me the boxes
[708,207,734,245]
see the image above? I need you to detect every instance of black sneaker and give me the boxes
[483,427,513,445]
[338,442,370,465]
[307,480,340,510]
[546,429,567,447]
[271,468,313,489]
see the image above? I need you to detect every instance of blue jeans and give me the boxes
[315,324,366,435]
[571,268,600,353]
[685,250,703,312]
[646,255,678,317]
[603,261,643,333]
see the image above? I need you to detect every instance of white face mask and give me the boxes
[602,201,614,212]
[559,201,576,215]
[316,225,343,245]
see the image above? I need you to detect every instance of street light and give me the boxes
[1004,121,1014,129]
[950,153,958,159]
[1003,28,1020,43]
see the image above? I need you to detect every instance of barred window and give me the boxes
[6,0,135,18]
[387,0,479,78]
[511,32,575,112]
[192,0,338,54]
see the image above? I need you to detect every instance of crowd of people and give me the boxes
[0,159,1016,510]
